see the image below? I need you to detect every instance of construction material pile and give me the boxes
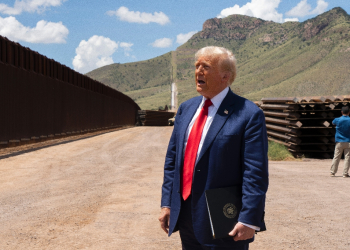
[137,110,175,126]
[257,96,350,159]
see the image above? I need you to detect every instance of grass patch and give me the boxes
[268,141,296,161]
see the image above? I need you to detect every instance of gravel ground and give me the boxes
[0,127,349,249]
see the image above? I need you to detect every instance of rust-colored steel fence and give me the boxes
[0,35,140,146]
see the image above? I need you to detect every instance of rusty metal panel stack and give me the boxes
[137,110,175,126]
[260,96,350,158]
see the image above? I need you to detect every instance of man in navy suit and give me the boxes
[159,46,268,249]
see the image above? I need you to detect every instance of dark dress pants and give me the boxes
[177,195,249,250]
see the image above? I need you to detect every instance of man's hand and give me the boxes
[228,222,255,241]
[158,207,171,234]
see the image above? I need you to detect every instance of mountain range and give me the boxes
[86,7,350,110]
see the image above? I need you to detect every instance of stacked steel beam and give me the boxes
[137,110,175,126]
[260,95,350,159]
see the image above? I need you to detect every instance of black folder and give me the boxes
[205,186,242,239]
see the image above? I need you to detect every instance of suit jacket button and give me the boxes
[197,169,200,172]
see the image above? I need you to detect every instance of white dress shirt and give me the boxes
[183,86,260,231]
[183,87,229,164]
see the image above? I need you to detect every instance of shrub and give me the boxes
[268,141,295,161]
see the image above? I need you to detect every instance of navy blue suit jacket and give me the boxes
[161,89,268,246]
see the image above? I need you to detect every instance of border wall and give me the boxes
[0,35,140,147]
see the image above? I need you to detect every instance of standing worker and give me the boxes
[330,106,350,178]
[159,46,268,249]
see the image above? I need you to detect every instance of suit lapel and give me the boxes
[196,89,236,164]
[178,97,202,162]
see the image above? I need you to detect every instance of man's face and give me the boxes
[195,56,228,99]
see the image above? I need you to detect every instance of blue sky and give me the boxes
[0,0,349,74]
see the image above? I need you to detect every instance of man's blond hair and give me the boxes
[195,46,237,85]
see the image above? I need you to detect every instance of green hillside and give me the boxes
[87,7,350,110]
[86,52,173,110]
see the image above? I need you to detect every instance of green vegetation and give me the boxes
[87,7,350,110]
[268,141,295,161]
[86,52,173,110]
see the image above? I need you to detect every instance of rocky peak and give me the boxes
[202,18,221,30]
[203,15,266,31]
[300,7,349,40]
[301,21,329,40]
[200,15,267,41]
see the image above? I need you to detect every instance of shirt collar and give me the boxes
[201,87,229,110]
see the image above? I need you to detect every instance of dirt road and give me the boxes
[0,127,349,249]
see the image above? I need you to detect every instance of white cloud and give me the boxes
[107,6,170,25]
[217,0,283,23]
[286,0,328,17]
[0,0,66,15]
[284,18,299,22]
[311,0,328,15]
[150,37,172,48]
[286,0,312,17]
[0,16,68,43]
[120,42,133,56]
[120,42,133,49]
[73,35,119,74]
[176,31,197,45]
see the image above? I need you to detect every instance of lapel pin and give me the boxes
[224,109,228,114]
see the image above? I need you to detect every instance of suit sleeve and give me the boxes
[238,108,269,229]
[161,104,183,207]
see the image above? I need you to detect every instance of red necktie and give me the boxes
[182,99,213,200]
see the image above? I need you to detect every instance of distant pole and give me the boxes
[171,82,177,111]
